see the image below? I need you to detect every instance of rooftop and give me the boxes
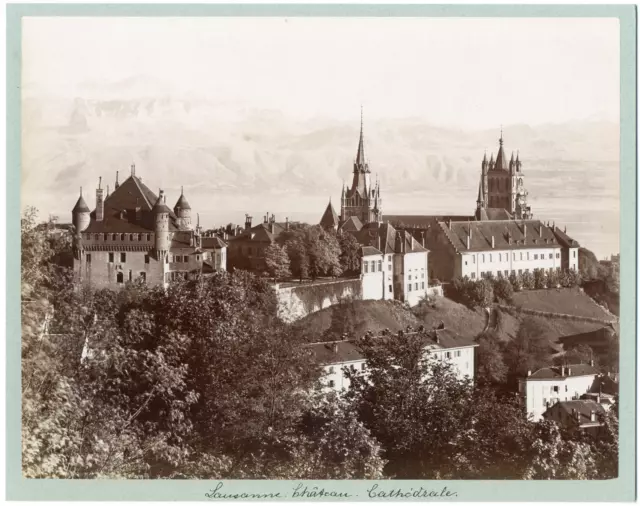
[527,363,599,380]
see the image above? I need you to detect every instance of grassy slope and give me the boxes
[292,290,608,347]
[510,288,612,320]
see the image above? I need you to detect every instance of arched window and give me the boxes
[120,233,125,241]
[129,234,134,241]
[116,272,124,284]
[138,233,143,241]
[112,234,117,241]
[94,234,100,241]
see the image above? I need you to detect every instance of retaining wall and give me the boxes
[497,304,617,326]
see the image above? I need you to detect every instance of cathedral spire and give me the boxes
[355,106,365,169]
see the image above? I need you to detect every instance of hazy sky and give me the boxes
[23,16,619,128]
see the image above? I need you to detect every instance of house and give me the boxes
[71,166,214,289]
[360,246,384,301]
[227,213,291,271]
[542,400,607,436]
[353,221,429,306]
[518,363,599,422]
[201,234,228,272]
[307,327,477,394]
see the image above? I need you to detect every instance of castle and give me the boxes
[71,165,226,289]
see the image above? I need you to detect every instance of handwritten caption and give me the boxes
[205,482,458,500]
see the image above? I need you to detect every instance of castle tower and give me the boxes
[72,187,91,235]
[339,108,380,225]
[153,190,171,258]
[173,186,192,230]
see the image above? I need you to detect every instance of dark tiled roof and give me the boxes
[420,328,477,350]
[228,222,287,244]
[588,375,619,396]
[306,340,364,365]
[545,400,605,425]
[397,230,429,254]
[319,201,339,229]
[441,219,566,252]
[354,222,428,255]
[558,326,617,350]
[551,226,581,248]
[72,195,90,213]
[386,215,471,229]
[528,363,598,380]
[340,216,363,233]
[174,193,191,211]
[83,176,181,233]
[361,246,382,257]
[201,236,227,249]
[170,231,196,249]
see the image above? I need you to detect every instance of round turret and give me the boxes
[173,187,192,229]
[153,190,171,254]
[72,188,91,234]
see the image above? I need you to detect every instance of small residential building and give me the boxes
[543,400,607,436]
[308,327,477,394]
[518,364,599,422]
[201,234,228,272]
[227,213,291,271]
[360,246,384,301]
[354,221,429,306]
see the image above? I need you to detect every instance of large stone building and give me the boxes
[71,166,226,289]
[423,219,579,282]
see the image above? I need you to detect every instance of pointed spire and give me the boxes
[483,150,487,162]
[510,151,515,162]
[355,106,365,168]
[476,179,484,205]
[499,125,503,146]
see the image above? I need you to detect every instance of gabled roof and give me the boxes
[361,246,382,257]
[397,230,429,254]
[476,208,513,221]
[83,175,181,233]
[544,400,606,426]
[319,201,340,229]
[354,221,396,254]
[306,340,364,365]
[551,226,581,248]
[340,215,363,233]
[385,215,472,229]
[228,222,287,244]
[440,219,565,252]
[527,363,598,380]
[202,236,227,249]
[170,231,197,250]
[72,194,90,213]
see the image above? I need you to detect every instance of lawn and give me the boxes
[511,288,612,320]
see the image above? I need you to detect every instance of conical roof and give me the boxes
[72,194,90,213]
[174,192,191,211]
[320,200,340,229]
[153,195,172,214]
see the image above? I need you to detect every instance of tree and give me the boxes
[285,236,310,281]
[264,243,291,281]
[509,271,523,292]
[494,277,514,303]
[475,332,508,386]
[323,297,359,342]
[338,232,361,275]
[533,268,547,289]
[305,226,342,279]
[504,317,552,382]
[547,268,560,288]
[553,344,595,367]
[521,271,535,290]
[468,279,493,308]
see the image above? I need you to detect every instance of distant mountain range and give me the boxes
[21,93,620,258]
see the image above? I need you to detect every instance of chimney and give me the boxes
[564,226,567,233]
[131,163,136,177]
[285,217,290,231]
[491,235,495,248]
[469,225,473,239]
[589,358,594,367]
[270,222,275,234]
[527,370,532,377]
[115,171,120,189]
[106,184,110,197]
[561,366,566,377]
[245,214,252,230]
[264,214,268,224]
[421,231,426,247]
[95,177,105,222]
[539,225,542,237]
[270,214,276,224]
[448,219,452,229]
[590,411,596,422]
[567,367,572,376]
[466,235,470,249]
[523,224,527,238]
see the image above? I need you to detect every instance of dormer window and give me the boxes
[120,233,126,241]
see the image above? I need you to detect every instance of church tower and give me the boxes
[340,108,382,225]
[476,130,532,220]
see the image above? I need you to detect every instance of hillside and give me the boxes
[510,288,613,320]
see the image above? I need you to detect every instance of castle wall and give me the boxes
[74,250,165,289]
[275,278,363,323]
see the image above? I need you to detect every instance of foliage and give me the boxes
[503,317,552,382]
[475,331,507,386]
[338,232,361,275]
[521,271,535,290]
[323,297,359,341]
[509,271,523,292]
[493,277,514,303]
[264,243,291,281]
[553,344,596,367]
[450,277,493,309]
[533,269,547,289]
[547,268,560,288]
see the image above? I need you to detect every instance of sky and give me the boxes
[22,16,620,129]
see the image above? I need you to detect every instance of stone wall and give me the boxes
[275,278,363,323]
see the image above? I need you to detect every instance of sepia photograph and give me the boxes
[13,8,633,497]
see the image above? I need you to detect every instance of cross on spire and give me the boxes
[499,125,504,146]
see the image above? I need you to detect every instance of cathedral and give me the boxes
[476,131,532,221]
[320,111,382,231]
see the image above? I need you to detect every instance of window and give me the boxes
[534,254,538,260]
[128,270,132,282]
[140,272,146,282]
[480,271,484,277]
[328,367,335,374]
[108,252,114,263]
[408,274,412,280]
[504,270,508,277]
[421,282,425,289]
[362,363,367,370]
[455,350,461,357]
[445,352,451,359]
[553,386,559,393]
[121,233,125,241]
[541,254,545,260]
[378,260,382,271]
[120,252,126,263]
[86,254,92,263]
[482,254,485,263]
[112,234,117,241]
[464,260,468,266]
[371,262,376,273]
[472,255,476,264]
[388,285,393,293]
[513,253,515,260]
[470,272,476,279]
[489,254,492,262]
[165,255,169,264]
[573,251,576,258]
[414,283,418,290]
[328,380,335,388]
[525,269,530,273]
[116,272,124,284]
[408,284,412,292]
[520,252,523,261]
[565,385,568,392]
[498,253,501,261]
[146,234,151,241]
[144,254,150,264]
[197,255,201,261]
[388,263,392,271]
[527,252,530,260]
[556,253,560,259]
[129,234,134,241]
[94,234,100,241]
[364,261,369,273]
[387,255,391,261]
[518,269,523,275]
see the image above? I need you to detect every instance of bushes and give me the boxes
[533,269,547,289]
[494,277,514,303]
